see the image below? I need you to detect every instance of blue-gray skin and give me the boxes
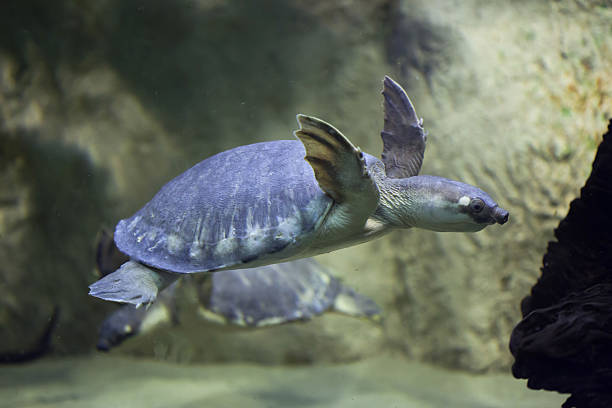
[97,258,381,350]
[89,76,508,306]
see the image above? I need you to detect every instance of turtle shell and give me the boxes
[115,140,333,273]
[206,258,341,326]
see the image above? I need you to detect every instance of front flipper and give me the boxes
[294,114,379,212]
[89,261,179,307]
[381,76,427,178]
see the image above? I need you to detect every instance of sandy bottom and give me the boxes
[0,355,565,408]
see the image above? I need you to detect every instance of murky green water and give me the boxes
[2,1,611,407]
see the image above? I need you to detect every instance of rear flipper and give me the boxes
[332,285,383,323]
[89,260,179,306]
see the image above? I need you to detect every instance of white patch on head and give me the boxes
[458,196,470,207]
[166,234,183,254]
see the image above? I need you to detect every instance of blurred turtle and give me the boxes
[90,76,508,306]
[96,285,177,351]
[95,232,380,350]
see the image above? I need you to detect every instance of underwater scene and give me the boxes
[1,1,612,407]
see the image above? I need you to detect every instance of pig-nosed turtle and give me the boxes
[97,258,381,351]
[89,76,509,306]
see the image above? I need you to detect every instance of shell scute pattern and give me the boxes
[115,141,333,273]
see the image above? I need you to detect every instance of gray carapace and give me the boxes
[89,76,509,306]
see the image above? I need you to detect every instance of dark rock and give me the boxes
[510,120,612,408]
[0,131,114,356]
[0,307,59,364]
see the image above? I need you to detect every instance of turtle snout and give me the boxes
[493,207,509,225]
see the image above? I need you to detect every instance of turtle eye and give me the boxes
[469,198,485,213]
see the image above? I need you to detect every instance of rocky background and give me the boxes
[1,0,611,372]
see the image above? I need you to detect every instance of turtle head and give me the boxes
[380,175,509,232]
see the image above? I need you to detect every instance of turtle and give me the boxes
[89,75,509,306]
[96,258,381,351]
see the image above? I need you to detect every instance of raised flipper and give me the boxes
[89,261,179,307]
[294,114,378,204]
[381,76,427,178]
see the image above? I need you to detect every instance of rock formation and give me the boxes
[510,120,612,408]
